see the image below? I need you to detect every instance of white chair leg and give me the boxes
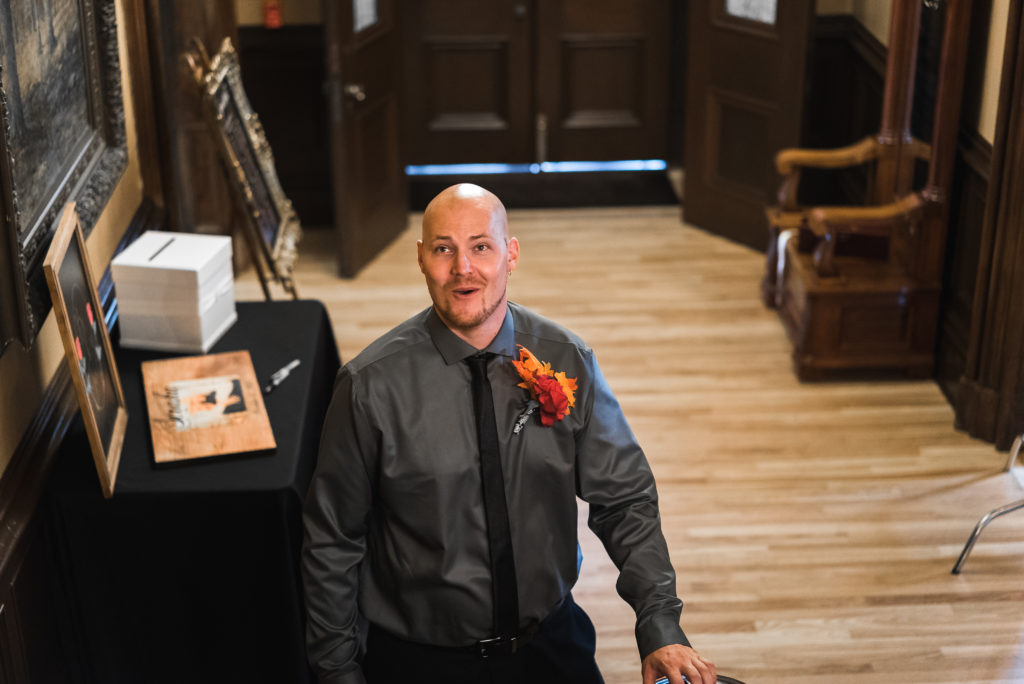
[952,498,1024,574]
[951,434,1024,575]
[1005,434,1023,472]
[774,229,797,309]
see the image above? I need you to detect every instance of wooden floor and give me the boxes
[238,206,1024,683]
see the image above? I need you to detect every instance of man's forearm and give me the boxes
[302,520,367,679]
[302,366,376,682]
[592,499,688,658]
[576,350,689,659]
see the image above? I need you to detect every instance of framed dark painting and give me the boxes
[194,37,301,297]
[44,203,126,498]
[0,0,127,356]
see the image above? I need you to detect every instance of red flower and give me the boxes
[512,346,577,427]
[533,375,569,426]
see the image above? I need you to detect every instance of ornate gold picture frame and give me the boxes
[192,37,301,299]
[43,203,127,498]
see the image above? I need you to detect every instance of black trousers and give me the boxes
[362,595,605,684]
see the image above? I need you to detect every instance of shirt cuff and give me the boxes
[317,666,367,684]
[636,614,691,661]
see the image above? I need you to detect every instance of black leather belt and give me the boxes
[367,620,541,659]
[471,621,540,658]
[368,596,568,659]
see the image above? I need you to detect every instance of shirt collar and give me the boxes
[426,305,517,365]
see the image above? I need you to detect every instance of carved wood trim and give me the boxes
[121,0,166,207]
[0,0,129,354]
[956,0,1024,449]
[935,127,993,402]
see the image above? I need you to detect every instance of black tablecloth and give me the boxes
[45,300,340,683]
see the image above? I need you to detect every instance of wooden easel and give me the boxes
[229,199,300,301]
[187,37,302,302]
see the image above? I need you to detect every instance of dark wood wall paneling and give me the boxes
[804,13,992,402]
[800,15,887,206]
[937,0,996,405]
[937,127,992,401]
[237,25,332,227]
[145,1,239,237]
[955,0,1024,449]
[0,201,159,681]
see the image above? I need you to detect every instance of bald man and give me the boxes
[302,184,715,684]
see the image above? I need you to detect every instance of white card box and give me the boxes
[112,231,237,352]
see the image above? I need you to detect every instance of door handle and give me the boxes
[343,83,367,102]
[535,113,548,164]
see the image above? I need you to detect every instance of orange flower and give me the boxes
[512,345,578,426]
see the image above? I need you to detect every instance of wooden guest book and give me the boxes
[141,350,275,463]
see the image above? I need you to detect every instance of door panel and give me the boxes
[684,0,813,249]
[537,0,670,161]
[402,1,532,164]
[403,0,671,165]
[326,0,408,277]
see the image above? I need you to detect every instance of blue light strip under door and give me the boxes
[405,159,668,176]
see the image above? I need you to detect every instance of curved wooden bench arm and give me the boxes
[905,139,932,163]
[774,137,881,210]
[808,193,925,234]
[775,136,882,175]
[773,138,930,211]
[807,194,925,276]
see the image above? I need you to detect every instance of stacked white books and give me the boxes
[112,231,237,353]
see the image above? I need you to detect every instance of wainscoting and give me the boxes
[0,202,159,682]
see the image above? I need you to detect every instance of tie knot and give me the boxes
[466,352,494,373]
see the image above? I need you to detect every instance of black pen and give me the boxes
[263,359,300,394]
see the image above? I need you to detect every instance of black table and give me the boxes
[45,301,339,683]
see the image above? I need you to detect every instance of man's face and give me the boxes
[417,199,519,341]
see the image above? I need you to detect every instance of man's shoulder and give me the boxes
[344,307,433,374]
[509,302,591,356]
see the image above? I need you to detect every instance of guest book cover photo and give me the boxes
[141,350,275,463]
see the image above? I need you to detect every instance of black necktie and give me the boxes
[466,353,520,639]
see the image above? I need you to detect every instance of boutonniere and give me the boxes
[511,345,578,427]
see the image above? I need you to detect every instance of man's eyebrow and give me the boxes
[428,233,498,242]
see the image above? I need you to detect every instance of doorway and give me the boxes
[400,0,673,166]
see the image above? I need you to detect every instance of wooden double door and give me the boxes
[401,0,672,165]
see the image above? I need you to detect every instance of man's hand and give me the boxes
[641,644,717,684]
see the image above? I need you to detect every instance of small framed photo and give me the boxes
[44,203,127,498]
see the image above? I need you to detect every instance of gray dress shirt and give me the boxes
[302,302,687,683]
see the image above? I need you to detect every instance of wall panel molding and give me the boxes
[937,128,992,402]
